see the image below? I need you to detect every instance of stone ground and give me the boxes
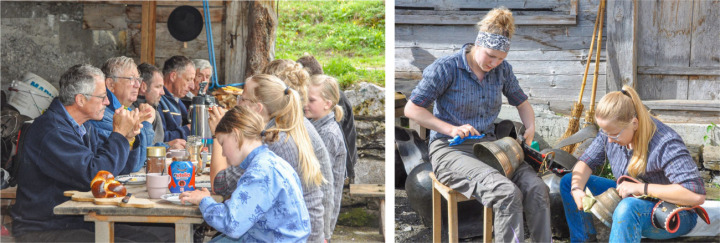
[394,188,718,243]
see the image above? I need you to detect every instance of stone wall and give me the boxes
[1,1,122,90]
[344,82,385,185]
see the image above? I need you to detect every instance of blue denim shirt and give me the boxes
[409,44,528,144]
[580,117,705,195]
[199,145,311,242]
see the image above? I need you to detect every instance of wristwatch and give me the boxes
[571,186,583,192]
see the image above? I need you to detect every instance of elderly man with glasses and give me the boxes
[11,64,173,242]
[88,56,157,172]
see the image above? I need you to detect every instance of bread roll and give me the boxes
[91,170,127,198]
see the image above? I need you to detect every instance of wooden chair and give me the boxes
[429,172,492,243]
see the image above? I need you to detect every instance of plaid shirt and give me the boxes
[580,117,705,195]
[409,44,528,144]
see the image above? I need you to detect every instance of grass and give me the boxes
[275,0,385,88]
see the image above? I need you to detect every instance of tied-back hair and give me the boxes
[262,59,311,105]
[214,105,265,151]
[477,7,515,39]
[309,74,344,122]
[249,74,325,186]
[595,85,656,178]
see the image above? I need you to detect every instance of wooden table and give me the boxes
[54,175,221,243]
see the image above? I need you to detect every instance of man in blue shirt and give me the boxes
[158,55,195,142]
[11,64,172,242]
[89,56,156,172]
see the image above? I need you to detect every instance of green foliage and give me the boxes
[337,207,378,227]
[593,160,615,180]
[276,0,385,87]
[703,122,717,145]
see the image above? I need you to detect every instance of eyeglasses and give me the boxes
[83,93,107,100]
[108,76,142,85]
[599,125,628,141]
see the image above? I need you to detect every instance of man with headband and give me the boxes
[404,7,551,242]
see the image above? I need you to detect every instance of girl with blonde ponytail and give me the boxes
[305,74,347,238]
[562,85,706,241]
[263,61,339,241]
[181,105,311,241]
[404,7,550,242]
[210,74,332,242]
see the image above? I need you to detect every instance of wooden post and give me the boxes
[224,1,249,84]
[224,1,277,84]
[94,221,115,243]
[140,1,157,65]
[175,222,194,243]
[244,1,278,78]
[606,0,637,91]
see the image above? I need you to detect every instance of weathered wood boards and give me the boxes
[396,0,606,108]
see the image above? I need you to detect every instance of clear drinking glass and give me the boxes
[186,135,204,175]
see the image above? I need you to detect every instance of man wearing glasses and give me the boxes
[158,55,196,142]
[11,64,172,242]
[89,56,157,172]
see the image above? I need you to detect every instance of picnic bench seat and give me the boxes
[349,184,385,236]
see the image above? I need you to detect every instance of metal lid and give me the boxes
[147,146,166,158]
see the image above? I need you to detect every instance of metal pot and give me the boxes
[590,187,622,227]
[473,137,524,177]
[395,126,429,188]
[542,172,570,238]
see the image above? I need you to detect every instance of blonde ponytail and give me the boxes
[333,105,344,122]
[310,74,344,122]
[595,85,656,177]
[250,74,325,186]
[477,7,515,39]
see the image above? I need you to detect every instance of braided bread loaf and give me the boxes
[91,170,127,198]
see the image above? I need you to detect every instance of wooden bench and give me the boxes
[348,184,385,236]
[429,172,492,243]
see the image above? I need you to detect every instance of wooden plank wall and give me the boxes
[395,0,605,114]
[633,0,719,118]
[636,0,720,100]
[82,1,226,81]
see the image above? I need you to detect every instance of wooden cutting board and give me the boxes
[63,190,155,208]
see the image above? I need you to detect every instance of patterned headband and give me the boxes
[475,31,511,53]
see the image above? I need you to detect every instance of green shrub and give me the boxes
[276,0,384,87]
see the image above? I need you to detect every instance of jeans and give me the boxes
[560,174,698,242]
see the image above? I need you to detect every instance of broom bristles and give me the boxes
[559,102,584,153]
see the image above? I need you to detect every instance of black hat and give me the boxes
[167,5,204,42]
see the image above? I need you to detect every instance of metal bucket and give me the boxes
[473,137,524,177]
[590,187,622,227]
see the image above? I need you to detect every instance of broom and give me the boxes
[584,0,606,128]
[559,0,605,153]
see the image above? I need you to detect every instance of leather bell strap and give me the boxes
[651,200,711,233]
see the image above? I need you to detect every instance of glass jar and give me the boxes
[146,146,166,174]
